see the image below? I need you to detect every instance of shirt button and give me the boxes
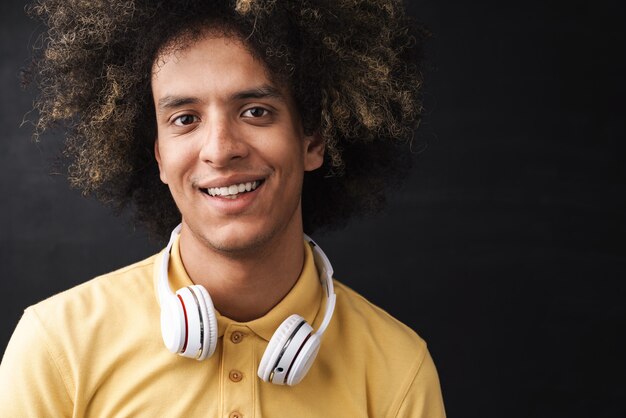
[230,331,245,344]
[229,370,243,382]
[229,412,242,418]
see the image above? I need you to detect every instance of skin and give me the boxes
[152,35,324,321]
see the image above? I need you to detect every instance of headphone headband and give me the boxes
[303,234,336,336]
[158,223,183,303]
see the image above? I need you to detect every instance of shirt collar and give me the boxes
[153,234,324,342]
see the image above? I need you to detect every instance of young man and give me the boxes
[0,1,445,416]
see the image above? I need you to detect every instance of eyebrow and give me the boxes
[229,84,285,102]
[156,84,285,113]
[157,96,200,112]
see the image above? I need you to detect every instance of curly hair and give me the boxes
[25,0,428,240]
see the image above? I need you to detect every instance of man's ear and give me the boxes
[303,132,325,172]
[154,138,168,184]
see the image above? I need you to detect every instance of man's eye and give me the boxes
[242,107,269,118]
[173,115,198,126]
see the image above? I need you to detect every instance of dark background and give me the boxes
[2,1,625,417]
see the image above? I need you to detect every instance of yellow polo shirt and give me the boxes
[0,237,445,417]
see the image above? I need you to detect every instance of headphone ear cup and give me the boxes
[285,333,321,386]
[188,285,218,360]
[258,314,314,385]
[176,286,219,360]
[175,287,201,359]
[258,315,302,382]
[160,293,186,354]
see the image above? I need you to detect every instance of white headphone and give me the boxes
[158,224,336,386]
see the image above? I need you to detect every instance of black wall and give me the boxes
[1,1,625,417]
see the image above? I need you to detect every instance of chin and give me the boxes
[198,223,278,256]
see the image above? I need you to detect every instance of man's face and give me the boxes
[152,35,323,253]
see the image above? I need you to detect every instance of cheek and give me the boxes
[272,144,307,176]
[157,142,196,183]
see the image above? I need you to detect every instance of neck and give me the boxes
[177,223,305,322]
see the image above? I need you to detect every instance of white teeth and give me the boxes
[206,180,260,197]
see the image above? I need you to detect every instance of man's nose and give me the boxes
[198,115,249,167]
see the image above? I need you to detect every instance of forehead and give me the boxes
[151,34,279,98]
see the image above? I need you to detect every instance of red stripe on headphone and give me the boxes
[177,294,189,353]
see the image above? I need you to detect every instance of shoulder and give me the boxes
[326,280,445,417]
[24,252,161,374]
[22,253,161,368]
[332,279,427,352]
[29,254,158,321]
[0,254,161,416]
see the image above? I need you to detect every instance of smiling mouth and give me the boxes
[200,180,264,199]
